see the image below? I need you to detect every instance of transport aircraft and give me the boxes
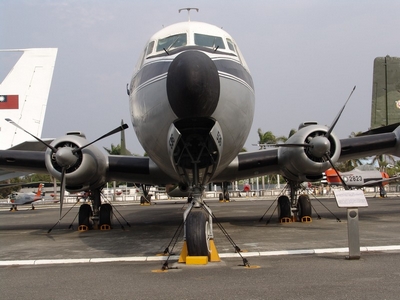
[1,11,400,257]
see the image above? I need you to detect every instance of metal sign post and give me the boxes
[334,190,368,260]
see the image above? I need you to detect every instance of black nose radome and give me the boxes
[167,50,220,118]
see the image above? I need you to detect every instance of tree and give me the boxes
[0,177,22,198]
[23,173,52,183]
[371,154,396,172]
[288,129,297,138]
[256,128,293,188]
[257,128,287,149]
[104,144,122,155]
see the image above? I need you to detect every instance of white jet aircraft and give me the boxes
[2,183,44,211]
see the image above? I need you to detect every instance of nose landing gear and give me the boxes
[178,192,220,264]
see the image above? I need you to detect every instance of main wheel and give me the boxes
[219,193,223,201]
[186,210,210,256]
[99,203,112,226]
[79,204,92,227]
[224,191,230,201]
[298,194,312,218]
[278,195,291,219]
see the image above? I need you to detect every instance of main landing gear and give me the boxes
[218,182,230,202]
[139,184,152,205]
[277,180,312,223]
[77,188,113,231]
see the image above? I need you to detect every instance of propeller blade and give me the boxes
[5,118,58,152]
[253,143,312,148]
[273,143,313,148]
[73,123,129,153]
[325,154,350,190]
[325,86,356,139]
[59,167,67,220]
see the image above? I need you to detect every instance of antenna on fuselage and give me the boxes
[178,7,199,21]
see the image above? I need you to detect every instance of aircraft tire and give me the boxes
[79,204,92,227]
[99,203,112,226]
[219,193,223,201]
[186,210,210,256]
[278,195,291,219]
[224,191,230,201]
[298,194,312,218]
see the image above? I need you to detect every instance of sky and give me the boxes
[1,0,400,156]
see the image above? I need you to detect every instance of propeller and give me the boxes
[6,118,129,224]
[254,86,356,187]
[320,86,355,189]
[325,155,350,190]
[72,124,128,154]
[325,85,356,139]
[255,86,356,157]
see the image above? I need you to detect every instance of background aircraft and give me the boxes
[0,48,57,181]
[1,15,400,259]
[370,56,400,130]
[324,165,399,197]
[3,183,44,211]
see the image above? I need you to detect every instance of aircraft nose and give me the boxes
[167,51,220,118]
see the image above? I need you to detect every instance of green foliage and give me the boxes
[257,128,297,147]
[0,177,22,198]
[371,154,396,172]
[23,173,52,183]
[335,159,363,172]
[104,144,122,155]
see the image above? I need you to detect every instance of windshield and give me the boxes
[194,33,225,50]
[156,33,187,52]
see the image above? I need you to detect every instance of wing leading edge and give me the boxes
[1,125,400,188]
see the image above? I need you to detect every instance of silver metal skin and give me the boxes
[129,23,254,185]
[278,124,341,182]
[45,134,108,192]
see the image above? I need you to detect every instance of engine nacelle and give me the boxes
[44,133,108,193]
[278,124,341,182]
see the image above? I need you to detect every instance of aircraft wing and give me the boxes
[1,126,400,190]
[213,126,400,183]
[0,149,175,188]
[361,177,400,187]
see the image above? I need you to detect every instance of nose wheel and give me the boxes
[186,210,210,256]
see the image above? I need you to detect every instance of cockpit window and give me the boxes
[226,39,236,52]
[156,33,187,52]
[194,34,225,50]
[146,41,155,56]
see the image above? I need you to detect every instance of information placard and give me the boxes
[334,190,368,208]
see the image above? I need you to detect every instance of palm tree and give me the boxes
[256,128,295,188]
[371,154,396,172]
[104,144,122,155]
[257,128,287,149]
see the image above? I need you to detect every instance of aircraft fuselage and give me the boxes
[129,22,255,186]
